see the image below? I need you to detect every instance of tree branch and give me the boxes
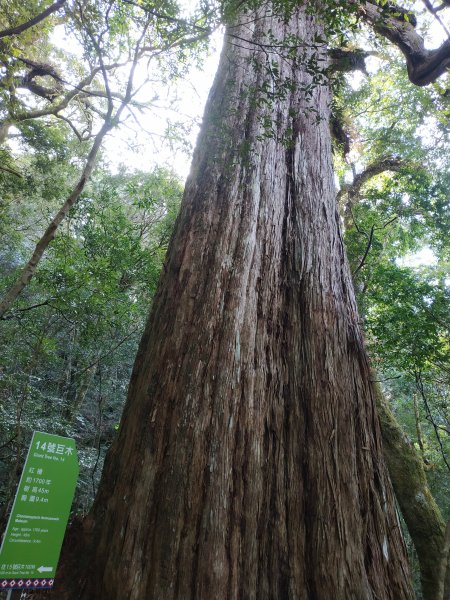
[0,16,151,318]
[75,328,141,376]
[353,224,375,275]
[0,118,112,319]
[420,0,450,37]
[121,0,212,33]
[0,0,66,39]
[1,60,127,134]
[0,164,23,178]
[337,156,405,204]
[0,433,18,452]
[360,1,450,85]
[415,371,450,472]
[0,299,53,320]
[54,113,86,141]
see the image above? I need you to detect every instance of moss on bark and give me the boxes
[375,383,448,600]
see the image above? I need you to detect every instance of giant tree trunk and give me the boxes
[57,6,414,599]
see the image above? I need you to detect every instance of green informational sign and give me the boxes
[0,431,78,592]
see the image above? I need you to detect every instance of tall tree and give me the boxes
[49,1,450,597]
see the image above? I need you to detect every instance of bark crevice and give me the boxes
[54,5,414,599]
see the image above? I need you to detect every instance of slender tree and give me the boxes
[0,0,211,316]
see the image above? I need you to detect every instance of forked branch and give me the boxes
[359,1,450,85]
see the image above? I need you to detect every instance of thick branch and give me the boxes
[0,61,124,144]
[17,78,61,100]
[9,62,118,121]
[337,156,405,219]
[0,0,66,39]
[15,58,64,100]
[360,1,450,85]
[18,57,63,82]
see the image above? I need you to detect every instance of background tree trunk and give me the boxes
[56,6,414,599]
[375,384,447,600]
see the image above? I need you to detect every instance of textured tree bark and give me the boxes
[438,520,450,600]
[56,5,414,599]
[375,385,447,600]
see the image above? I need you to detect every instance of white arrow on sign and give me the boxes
[37,566,53,573]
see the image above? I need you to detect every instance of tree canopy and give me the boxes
[0,0,449,598]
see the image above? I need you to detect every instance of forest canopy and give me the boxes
[0,0,449,598]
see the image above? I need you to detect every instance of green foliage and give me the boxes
[364,265,449,372]
[0,0,207,524]
[0,0,215,181]
[0,165,183,516]
[332,19,450,570]
[0,6,449,596]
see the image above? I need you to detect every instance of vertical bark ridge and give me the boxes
[56,5,414,599]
